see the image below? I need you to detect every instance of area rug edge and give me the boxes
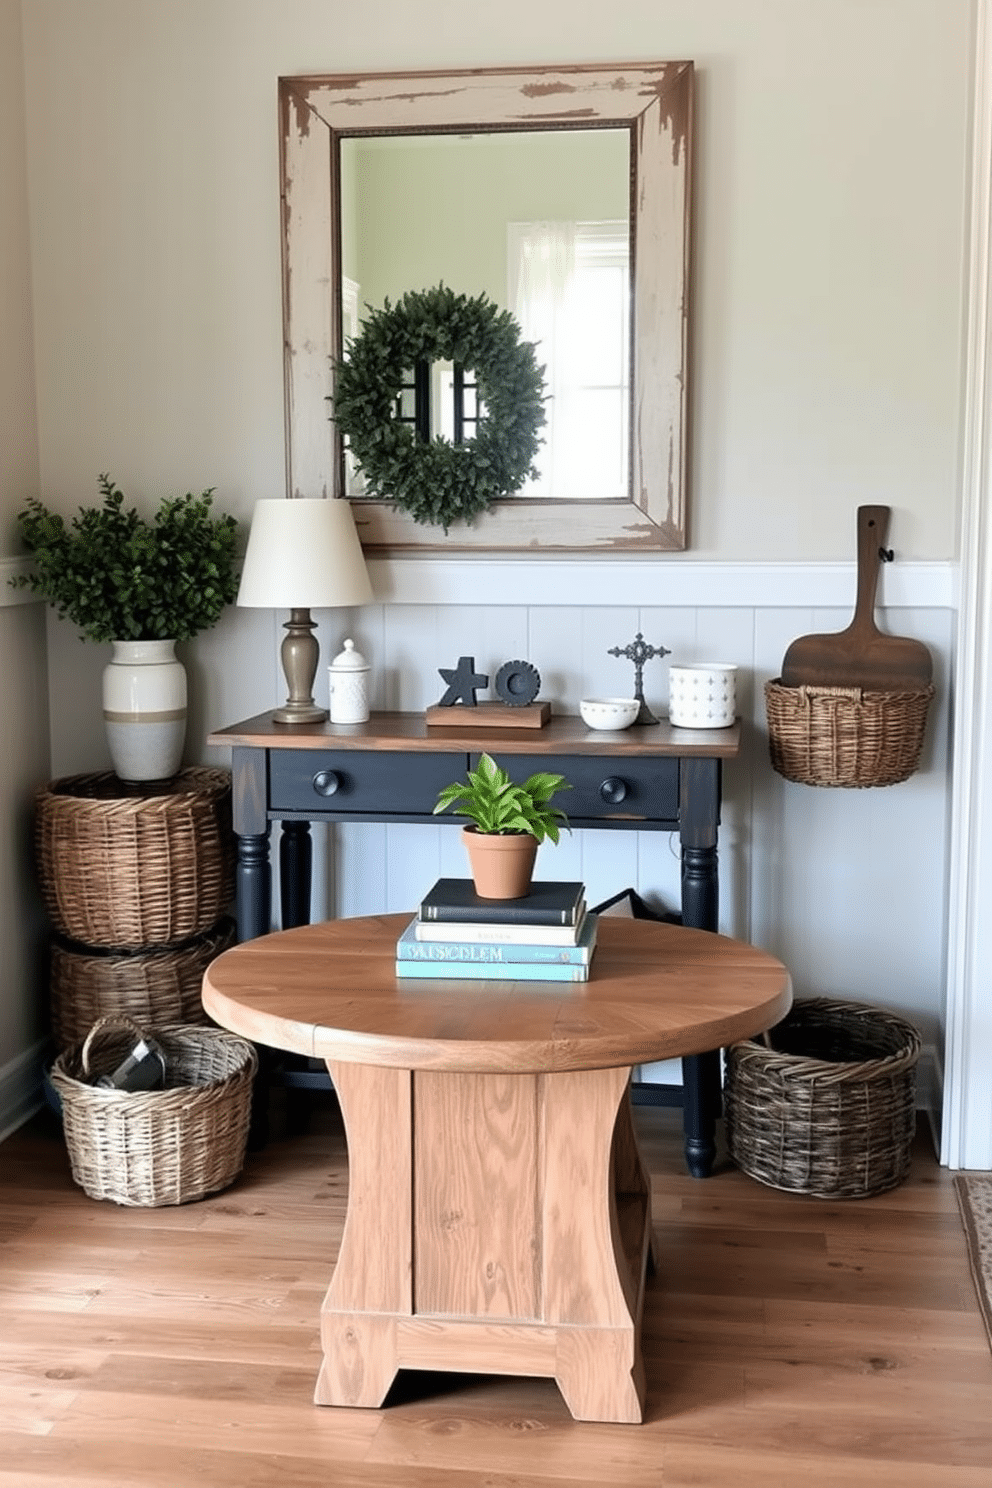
[954,1173,992,1355]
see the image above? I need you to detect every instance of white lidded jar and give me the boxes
[328,638,370,724]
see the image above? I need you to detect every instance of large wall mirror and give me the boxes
[279,62,693,555]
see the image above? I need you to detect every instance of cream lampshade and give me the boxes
[237,498,373,724]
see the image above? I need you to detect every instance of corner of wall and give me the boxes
[0,1038,48,1144]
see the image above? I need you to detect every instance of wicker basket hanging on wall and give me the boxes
[725,996,922,1199]
[764,681,934,788]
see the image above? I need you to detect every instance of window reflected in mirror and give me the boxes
[509,220,629,501]
[339,130,630,504]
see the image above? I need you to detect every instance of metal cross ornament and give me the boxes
[607,632,671,725]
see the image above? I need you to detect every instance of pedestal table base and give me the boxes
[315,1060,656,1424]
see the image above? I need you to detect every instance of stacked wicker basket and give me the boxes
[37,768,255,1205]
[36,768,237,1043]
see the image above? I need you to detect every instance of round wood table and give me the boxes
[202,912,791,1424]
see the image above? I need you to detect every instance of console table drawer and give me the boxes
[496,755,680,824]
[270,752,464,815]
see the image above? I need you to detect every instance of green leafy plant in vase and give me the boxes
[433,751,571,899]
[10,474,239,782]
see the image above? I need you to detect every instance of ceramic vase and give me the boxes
[102,639,187,782]
[462,825,538,900]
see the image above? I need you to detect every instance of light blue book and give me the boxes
[395,956,590,984]
[396,913,597,967]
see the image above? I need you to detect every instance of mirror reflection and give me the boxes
[339,129,631,502]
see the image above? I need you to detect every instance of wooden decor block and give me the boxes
[425,702,551,729]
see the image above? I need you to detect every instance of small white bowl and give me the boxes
[579,697,640,731]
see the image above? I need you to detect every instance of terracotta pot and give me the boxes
[461,826,538,900]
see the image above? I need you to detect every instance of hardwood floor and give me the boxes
[1,1095,990,1487]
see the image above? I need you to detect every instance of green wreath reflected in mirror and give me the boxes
[330,285,546,532]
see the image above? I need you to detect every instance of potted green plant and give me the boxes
[10,474,239,782]
[432,751,571,899]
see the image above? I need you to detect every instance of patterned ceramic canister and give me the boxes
[668,664,737,729]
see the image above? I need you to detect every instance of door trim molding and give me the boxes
[942,0,992,1170]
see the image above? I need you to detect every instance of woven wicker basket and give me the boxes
[764,679,934,788]
[49,918,236,1049]
[35,768,235,948]
[725,997,922,1199]
[50,1016,257,1206]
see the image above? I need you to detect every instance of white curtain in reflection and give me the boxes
[508,220,629,501]
[508,221,577,501]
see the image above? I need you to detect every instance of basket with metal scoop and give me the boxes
[50,1015,257,1207]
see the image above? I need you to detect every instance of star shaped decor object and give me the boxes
[437,656,489,707]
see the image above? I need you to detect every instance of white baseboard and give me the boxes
[0,1039,48,1144]
[918,1042,943,1158]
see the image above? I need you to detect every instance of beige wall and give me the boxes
[0,0,49,1109]
[0,0,975,1133]
[17,0,971,560]
[1,0,38,542]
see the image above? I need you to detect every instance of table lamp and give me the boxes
[237,498,373,724]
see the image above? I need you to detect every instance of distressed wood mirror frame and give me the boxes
[279,61,693,555]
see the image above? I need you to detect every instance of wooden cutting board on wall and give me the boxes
[780,506,933,691]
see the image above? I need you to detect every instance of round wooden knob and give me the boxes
[312,770,342,797]
[599,776,628,805]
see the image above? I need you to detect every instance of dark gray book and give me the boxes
[418,877,586,926]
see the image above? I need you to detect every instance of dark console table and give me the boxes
[207,710,740,1176]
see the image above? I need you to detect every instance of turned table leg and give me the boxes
[679,753,723,1178]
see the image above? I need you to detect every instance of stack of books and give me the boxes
[396,878,595,983]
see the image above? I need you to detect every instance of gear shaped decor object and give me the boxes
[426,654,549,729]
[494,660,541,707]
[330,284,546,532]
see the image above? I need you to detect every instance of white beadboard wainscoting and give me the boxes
[21,556,956,1139]
[204,557,954,1131]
